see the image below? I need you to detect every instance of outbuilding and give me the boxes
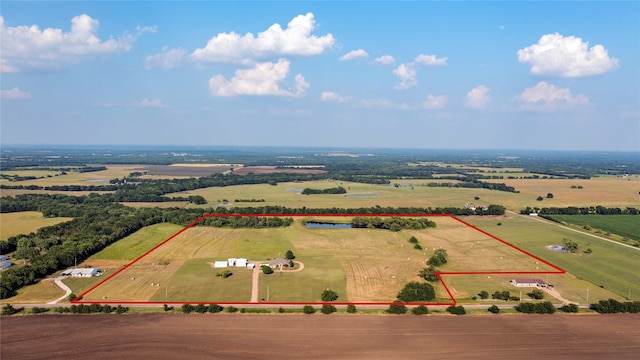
[510,278,546,288]
[214,261,228,268]
[236,258,248,267]
[61,268,100,277]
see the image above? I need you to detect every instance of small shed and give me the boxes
[0,260,12,269]
[227,258,237,266]
[214,261,228,268]
[247,263,255,270]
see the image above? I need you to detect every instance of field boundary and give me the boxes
[74,213,565,306]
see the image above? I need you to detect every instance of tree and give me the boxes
[546,193,554,199]
[303,305,316,314]
[408,236,419,244]
[284,250,295,260]
[560,303,579,313]
[446,305,466,315]
[478,290,489,299]
[397,282,436,302]
[427,249,448,266]
[261,265,274,274]
[216,269,232,278]
[321,289,339,302]
[346,304,357,313]
[562,238,578,253]
[488,305,500,314]
[527,289,545,300]
[419,266,439,282]
[411,305,429,315]
[386,301,408,314]
[321,304,337,314]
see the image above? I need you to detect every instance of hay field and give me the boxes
[0,165,141,187]
[0,211,73,240]
[80,216,555,303]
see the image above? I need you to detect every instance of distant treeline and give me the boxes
[301,186,347,195]
[426,180,517,193]
[234,199,266,203]
[198,216,293,228]
[351,216,436,231]
[521,206,639,215]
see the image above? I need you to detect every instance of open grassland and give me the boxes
[0,165,139,187]
[80,216,555,303]
[91,223,184,261]
[466,214,640,300]
[545,215,640,241]
[0,278,65,304]
[0,211,73,240]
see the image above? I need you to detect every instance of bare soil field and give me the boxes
[2,313,639,360]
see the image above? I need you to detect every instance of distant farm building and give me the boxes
[214,261,228,268]
[510,278,546,288]
[61,268,100,277]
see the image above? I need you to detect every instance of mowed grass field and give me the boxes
[80,216,557,303]
[545,215,640,241]
[0,211,73,240]
[466,214,640,301]
[167,176,640,213]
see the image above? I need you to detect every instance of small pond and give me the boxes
[548,245,569,253]
[344,193,379,197]
[305,222,353,229]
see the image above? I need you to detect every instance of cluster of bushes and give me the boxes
[181,304,225,314]
[517,301,556,314]
[427,249,448,267]
[408,236,423,250]
[591,299,640,314]
[198,216,294,228]
[492,291,520,301]
[446,305,466,315]
[351,217,436,231]
[397,282,436,302]
[301,186,347,195]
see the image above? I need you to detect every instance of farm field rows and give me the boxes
[77,215,560,304]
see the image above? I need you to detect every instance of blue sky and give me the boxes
[1,1,638,151]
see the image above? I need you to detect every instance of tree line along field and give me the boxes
[77,216,557,304]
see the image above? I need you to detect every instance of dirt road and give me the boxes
[2,313,639,359]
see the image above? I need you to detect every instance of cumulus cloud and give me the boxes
[208,59,308,97]
[421,95,447,109]
[393,53,447,89]
[0,14,151,73]
[339,49,368,61]
[136,98,167,108]
[320,91,350,102]
[465,85,491,109]
[374,55,395,66]
[517,33,619,77]
[0,87,31,99]
[145,47,187,69]
[515,81,589,111]
[190,13,334,65]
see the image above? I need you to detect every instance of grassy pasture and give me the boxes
[0,211,73,240]
[545,215,640,241]
[91,223,184,261]
[0,165,141,187]
[466,214,640,300]
[80,216,557,303]
[0,278,65,304]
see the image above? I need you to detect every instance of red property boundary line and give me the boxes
[74,213,564,306]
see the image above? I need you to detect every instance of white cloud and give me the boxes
[392,53,447,89]
[145,47,187,69]
[392,63,418,89]
[320,91,350,102]
[0,87,31,99]
[517,33,619,77]
[421,95,447,109]
[190,12,334,65]
[374,55,395,66]
[414,54,448,66]
[465,85,491,109]
[339,49,369,61]
[208,59,308,97]
[136,98,167,108]
[0,14,149,73]
[515,81,589,111]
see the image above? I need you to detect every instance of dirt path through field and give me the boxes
[47,277,72,304]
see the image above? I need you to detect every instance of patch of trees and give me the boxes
[181,304,224,313]
[591,299,640,314]
[53,304,129,314]
[321,289,339,302]
[351,217,436,231]
[397,282,436,302]
[559,303,579,313]
[261,266,274,275]
[411,305,429,315]
[198,216,293,228]
[562,238,579,253]
[321,304,337,314]
[427,180,517,193]
[522,206,639,215]
[446,305,466,315]
[386,301,408,314]
[492,291,520,301]
[234,198,265,203]
[427,249,448,267]
[301,186,347,195]
[488,305,500,314]
[517,301,556,314]
[527,289,545,300]
[303,305,316,314]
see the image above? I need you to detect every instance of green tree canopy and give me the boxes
[397,282,436,302]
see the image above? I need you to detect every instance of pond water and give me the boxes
[285,187,304,192]
[86,179,108,183]
[305,222,353,229]
[548,245,569,253]
[344,193,379,197]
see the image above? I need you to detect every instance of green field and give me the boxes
[79,216,559,304]
[545,215,640,241]
[90,223,184,261]
[467,214,640,300]
[0,211,74,240]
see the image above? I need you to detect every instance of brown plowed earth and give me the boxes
[2,314,639,359]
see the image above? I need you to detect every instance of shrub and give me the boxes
[478,290,489,299]
[302,305,316,314]
[215,269,232,278]
[414,243,422,250]
[278,307,286,313]
[427,249,448,266]
[163,304,174,312]
[527,289,545,300]
[115,305,129,314]
[559,304,579,313]
[261,266,274,275]
[446,305,466,315]
[411,305,429,315]
[488,305,500,314]
[321,304,337,314]
[207,304,224,313]
[386,302,408,314]
[226,306,238,313]
[408,236,419,244]
[517,301,556,314]
[68,293,77,301]
[346,304,357,313]
[194,304,208,313]
[321,289,339,302]
[181,304,194,313]
[30,307,50,314]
